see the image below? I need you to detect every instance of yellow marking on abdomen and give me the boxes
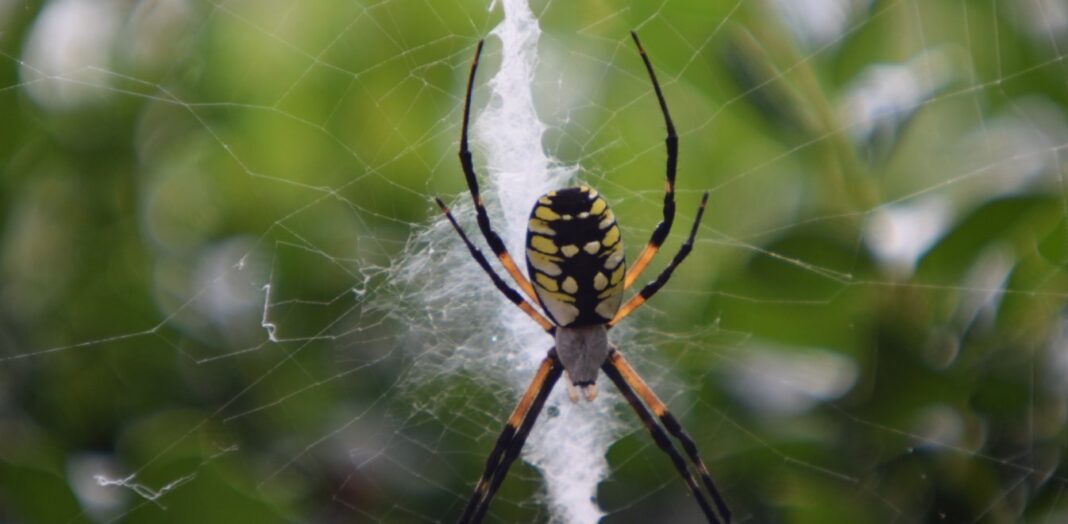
[527,249,562,276]
[530,235,558,254]
[535,273,559,292]
[590,198,606,215]
[595,295,621,319]
[599,282,620,299]
[539,289,577,304]
[604,245,624,270]
[602,225,620,247]
[594,272,608,291]
[535,206,560,221]
[529,218,555,236]
[540,293,579,326]
[599,210,615,229]
[560,245,579,257]
[562,276,578,294]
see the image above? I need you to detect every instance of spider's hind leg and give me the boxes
[458,349,563,524]
[602,347,730,523]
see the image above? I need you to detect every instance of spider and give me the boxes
[433,32,731,524]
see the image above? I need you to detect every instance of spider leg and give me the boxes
[458,40,542,306]
[624,30,679,290]
[459,350,563,524]
[603,348,731,523]
[609,192,708,327]
[435,198,556,334]
[470,353,562,523]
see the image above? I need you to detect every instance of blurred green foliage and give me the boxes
[2,0,1067,522]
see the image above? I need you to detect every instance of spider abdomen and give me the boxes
[524,186,625,327]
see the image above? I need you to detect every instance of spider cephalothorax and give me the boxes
[433,31,731,524]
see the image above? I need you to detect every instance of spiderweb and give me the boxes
[2,0,1068,522]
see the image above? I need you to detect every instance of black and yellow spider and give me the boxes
[434,32,730,524]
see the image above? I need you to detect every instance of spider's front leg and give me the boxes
[624,30,680,290]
